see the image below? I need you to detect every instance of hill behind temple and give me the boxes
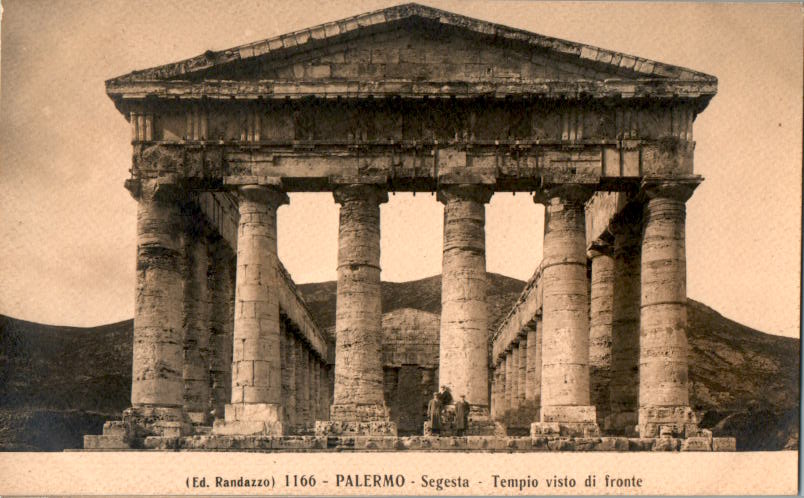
[0,273,798,451]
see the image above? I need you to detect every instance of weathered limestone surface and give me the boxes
[181,226,213,425]
[503,354,513,423]
[535,185,598,435]
[638,178,700,437]
[588,241,614,426]
[608,211,642,434]
[209,238,235,421]
[508,342,521,424]
[324,184,395,435]
[524,321,541,422]
[437,185,493,418]
[214,185,288,436]
[89,3,723,452]
[122,180,193,438]
[279,328,293,427]
[295,341,309,425]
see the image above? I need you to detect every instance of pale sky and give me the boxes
[0,1,801,338]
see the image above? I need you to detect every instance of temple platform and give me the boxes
[82,433,735,452]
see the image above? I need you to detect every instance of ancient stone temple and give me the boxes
[84,3,735,451]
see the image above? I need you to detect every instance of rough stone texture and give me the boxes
[508,342,520,424]
[131,181,186,411]
[115,433,735,453]
[492,362,505,422]
[503,354,512,423]
[119,181,194,439]
[311,355,320,422]
[300,348,311,427]
[181,227,212,425]
[329,185,392,431]
[87,4,726,452]
[382,308,439,368]
[535,185,598,434]
[515,338,527,424]
[294,340,309,426]
[608,213,641,434]
[209,239,235,421]
[524,321,541,422]
[279,328,293,427]
[214,185,288,436]
[588,243,613,427]
[320,363,331,422]
[638,178,700,437]
[438,184,493,418]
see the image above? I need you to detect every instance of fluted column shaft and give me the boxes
[330,185,389,422]
[536,185,598,430]
[638,179,699,437]
[438,185,493,409]
[216,185,288,435]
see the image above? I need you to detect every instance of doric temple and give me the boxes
[84,3,735,451]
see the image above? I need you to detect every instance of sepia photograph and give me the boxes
[0,0,800,495]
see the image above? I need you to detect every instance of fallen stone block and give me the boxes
[712,437,737,452]
[83,434,130,450]
[681,436,712,452]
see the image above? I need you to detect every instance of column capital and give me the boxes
[237,184,289,208]
[437,184,493,205]
[333,184,388,205]
[640,176,702,203]
[533,184,596,205]
[587,238,613,259]
[127,178,183,203]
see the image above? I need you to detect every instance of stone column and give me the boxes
[311,355,320,422]
[524,319,542,421]
[214,184,288,436]
[509,344,521,426]
[209,237,235,421]
[125,180,191,436]
[437,185,494,429]
[301,348,311,426]
[588,239,614,427]
[295,341,308,427]
[323,184,395,435]
[284,331,298,429]
[638,178,700,437]
[608,211,642,434]
[534,185,598,436]
[516,337,527,413]
[181,224,213,425]
[490,362,501,421]
[279,326,292,427]
[318,361,329,420]
[503,353,513,424]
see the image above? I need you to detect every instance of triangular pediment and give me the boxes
[108,3,715,87]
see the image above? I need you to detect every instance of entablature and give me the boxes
[129,137,694,193]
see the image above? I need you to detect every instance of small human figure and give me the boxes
[438,385,453,406]
[454,394,470,436]
[427,392,442,435]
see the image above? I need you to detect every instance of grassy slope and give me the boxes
[0,273,798,450]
